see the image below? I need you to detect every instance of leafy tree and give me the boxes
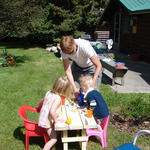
[0,0,30,37]
[0,0,109,43]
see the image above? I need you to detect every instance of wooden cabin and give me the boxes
[100,0,150,61]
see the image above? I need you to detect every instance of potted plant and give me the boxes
[6,56,15,66]
[0,49,15,67]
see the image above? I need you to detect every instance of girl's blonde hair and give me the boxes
[79,75,94,88]
[52,76,73,98]
[60,36,75,53]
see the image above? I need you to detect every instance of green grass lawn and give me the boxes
[0,44,149,150]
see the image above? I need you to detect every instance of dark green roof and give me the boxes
[119,0,150,12]
[100,0,150,21]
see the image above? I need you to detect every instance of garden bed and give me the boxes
[110,113,150,136]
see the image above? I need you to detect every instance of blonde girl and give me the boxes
[38,76,73,150]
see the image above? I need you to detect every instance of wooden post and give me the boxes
[81,130,87,150]
[62,131,68,150]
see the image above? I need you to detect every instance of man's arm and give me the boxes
[90,54,102,87]
[63,59,79,94]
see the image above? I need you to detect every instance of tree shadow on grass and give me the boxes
[0,41,43,50]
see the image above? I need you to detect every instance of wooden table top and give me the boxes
[55,102,97,131]
[98,55,128,70]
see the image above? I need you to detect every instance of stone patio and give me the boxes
[102,56,150,93]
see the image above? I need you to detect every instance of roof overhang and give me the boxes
[100,0,150,22]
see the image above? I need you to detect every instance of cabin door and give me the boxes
[113,13,121,51]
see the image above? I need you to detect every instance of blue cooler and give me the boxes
[113,130,150,150]
[113,143,141,150]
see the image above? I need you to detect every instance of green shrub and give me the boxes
[0,57,8,66]
[120,97,150,119]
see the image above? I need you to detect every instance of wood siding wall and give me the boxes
[120,13,150,60]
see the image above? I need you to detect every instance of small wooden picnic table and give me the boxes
[55,104,97,150]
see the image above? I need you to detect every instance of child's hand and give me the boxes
[74,88,80,100]
[82,107,87,112]
[55,119,64,123]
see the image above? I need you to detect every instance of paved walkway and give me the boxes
[102,59,150,93]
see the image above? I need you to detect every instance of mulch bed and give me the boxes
[110,113,150,136]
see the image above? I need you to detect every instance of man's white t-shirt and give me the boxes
[61,39,97,68]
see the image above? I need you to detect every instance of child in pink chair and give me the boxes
[38,76,73,150]
[79,75,109,131]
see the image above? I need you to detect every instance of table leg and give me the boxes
[121,77,124,86]
[81,130,87,150]
[112,76,115,86]
[62,131,68,150]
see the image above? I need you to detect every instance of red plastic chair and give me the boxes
[86,115,110,148]
[18,105,49,150]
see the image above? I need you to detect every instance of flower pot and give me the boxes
[8,60,14,66]
[7,57,15,67]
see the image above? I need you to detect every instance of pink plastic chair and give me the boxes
[18,105,50,150]
[86,115,110,148]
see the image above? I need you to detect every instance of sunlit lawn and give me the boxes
[0,43,149,150]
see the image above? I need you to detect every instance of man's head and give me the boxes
[60,36,76,54]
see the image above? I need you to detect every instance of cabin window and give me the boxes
[130,16,137,34]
